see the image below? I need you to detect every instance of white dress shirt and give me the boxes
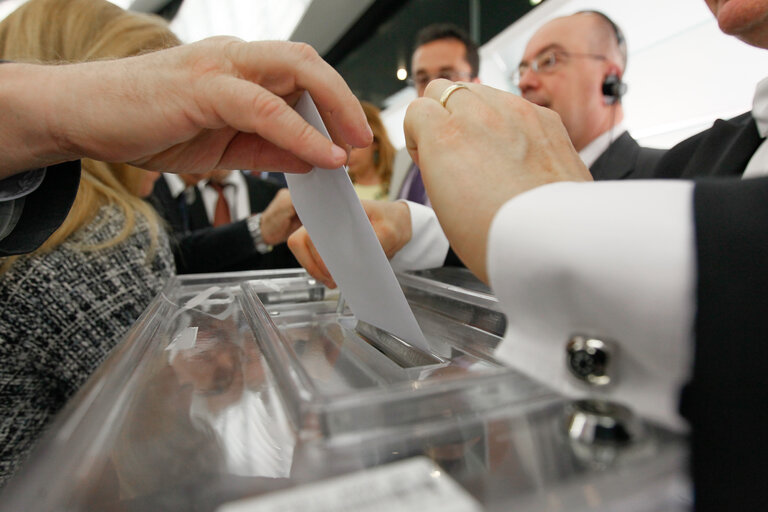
[199,171,252,224]
[390,201,450,271]
[162,173,187,199]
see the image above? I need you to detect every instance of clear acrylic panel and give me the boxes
[0,269,690,512]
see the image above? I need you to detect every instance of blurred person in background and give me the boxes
[390,23,481,205]
[348,101,395,201]
[0,0,180,486]
[151,168,299,273]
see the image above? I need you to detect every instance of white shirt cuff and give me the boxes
[390,200,450,271]
[487,181,695,431]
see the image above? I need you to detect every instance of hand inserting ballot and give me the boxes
[1,37,373,179]
[403,79,592,282]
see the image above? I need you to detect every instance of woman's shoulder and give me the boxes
[1,205,173,304]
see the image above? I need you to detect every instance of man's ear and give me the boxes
[601,68,627,105]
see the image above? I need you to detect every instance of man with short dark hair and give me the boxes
[389,23,481,204]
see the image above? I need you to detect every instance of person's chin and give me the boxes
[522,96,550,109]
[713,0,768,39]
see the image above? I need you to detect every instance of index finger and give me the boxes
[231,41,373,150]
[403,97,449,167]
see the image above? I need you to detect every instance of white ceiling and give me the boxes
[291,0,376,55]
[169,0,311,43]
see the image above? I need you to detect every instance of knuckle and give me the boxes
[376,223,396,251]
[293,121,318,147]
[424,78,450,98]
[290,42,320,63]
[252,93,286,122]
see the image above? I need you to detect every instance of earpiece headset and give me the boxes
[602,73,627,105]
[579,10,628,104]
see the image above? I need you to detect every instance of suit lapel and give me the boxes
[187,186,211,229]
[244,172,280,213]
[681,113,762,178]
[590,132,639,180]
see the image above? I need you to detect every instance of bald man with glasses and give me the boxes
[516,10,665,180]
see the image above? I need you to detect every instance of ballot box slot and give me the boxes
[354,320,444,369]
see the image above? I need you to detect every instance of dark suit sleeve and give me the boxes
[631,146,667,179]
[588,132,666,180]
[0,161,80,256]
[679,176,768,511]
[652,130,711,179]
[170,219,267,274]
[650,113,760,180]
[246,174,283,213]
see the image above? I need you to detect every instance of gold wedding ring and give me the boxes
[439,83,469,108]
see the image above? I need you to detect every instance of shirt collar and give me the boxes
[200,170,244,191]
[578,122,627,169]
[162,173,188,199]
[752,76,768,137]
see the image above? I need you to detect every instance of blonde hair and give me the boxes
[0,0,181,272]
[360,101,395,193]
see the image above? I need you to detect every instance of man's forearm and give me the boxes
[0,63,74,178]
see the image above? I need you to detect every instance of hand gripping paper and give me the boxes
[286,92,429,351]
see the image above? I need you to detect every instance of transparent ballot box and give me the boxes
[0,268,690,511]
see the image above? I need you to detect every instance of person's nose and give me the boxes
[517,67,539,94]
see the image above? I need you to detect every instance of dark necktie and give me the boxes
[207,182,232,227]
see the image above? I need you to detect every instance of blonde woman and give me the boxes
[348,101,395,200]
[0,0,180,486]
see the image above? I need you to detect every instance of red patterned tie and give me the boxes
[208,182,231,227]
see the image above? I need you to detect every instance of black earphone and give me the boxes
[602,73,627,104]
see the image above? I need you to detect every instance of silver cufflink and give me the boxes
[566,335,617,387]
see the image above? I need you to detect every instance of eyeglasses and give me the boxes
[407,70,473,90]
[513,49,606,86]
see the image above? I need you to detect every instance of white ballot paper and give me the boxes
[286,92,429,352]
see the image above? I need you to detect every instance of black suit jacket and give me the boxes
[643,111,766,510]
[680,176,768,512]
[589,131,666,180]
[651,112,762,179]
[150,173,297,274]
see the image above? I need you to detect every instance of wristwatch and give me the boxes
[246,213,273,254]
